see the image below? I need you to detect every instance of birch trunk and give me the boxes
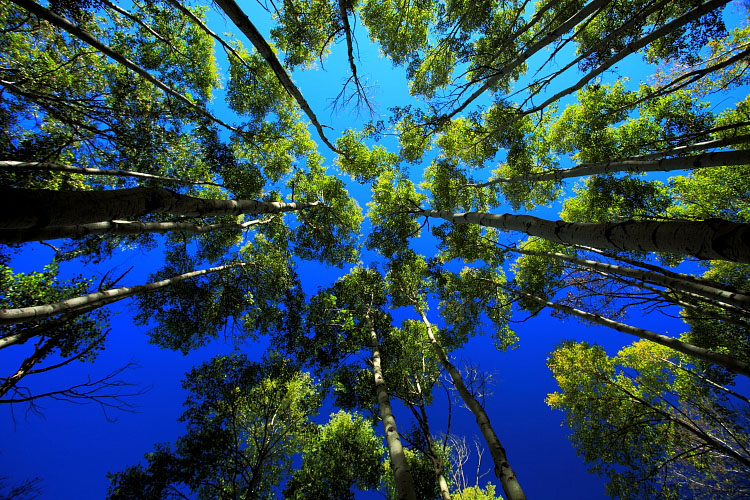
[507,286,750,377]
[9,0,236,132]
[1,218,267,244]
[0,160,221,186]
[0,262,245,326]
[418,310,527,500]
[367,313,417,500]
[418,208,750,263]
[474,149,750,187]
[0,187,318,230]
[212,0,337,152]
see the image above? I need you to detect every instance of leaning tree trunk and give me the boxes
[0,187,319,231]
[506,285,750,377]
[474,149,750,187]
[1,218,268,244]
[505,245,750,312]
[367,313,417,500]
[0,262,246,328]
[212,0,338,152]
[417,208,750,264]
[418,310,527,500]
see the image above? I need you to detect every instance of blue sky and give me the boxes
[3,1,749,499]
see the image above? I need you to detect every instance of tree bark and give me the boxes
[0,218,267,244]
[367,313,417,500]
[418,310,527,500]
[517,0,731,119]
[0,187,318,231]
[0,160,222,186]
[0,262,245,326]
[472,149,750,187]
[417,208,750,263]
[507,285,750,377]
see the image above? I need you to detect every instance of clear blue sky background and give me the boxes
[3,2,749,499]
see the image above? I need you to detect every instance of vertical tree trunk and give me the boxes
[367,313,417,500]
[418,208,750,263]
[418,310,527,500]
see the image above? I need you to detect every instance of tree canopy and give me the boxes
[2,0,750,498]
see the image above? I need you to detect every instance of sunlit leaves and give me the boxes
[285,410,385,500]
[335,129,400,184]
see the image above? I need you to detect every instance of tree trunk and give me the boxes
[474,149,750,186]
[517,0,731,119]
[507,285,750,377]
[0,187,318,230]
[212,0,337,152]
[0,262,245,327]
[448,0,612,118]
[418,310,527,500]
[506,245,750,312]
[0,160,221,186]
[418,208,750,263]
[0,218,267,244]
[367,313,417,500]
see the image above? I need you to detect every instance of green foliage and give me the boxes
[135,234,301,353]
[367,169,427,258]
[383,446,444,500]
[561,176,670,223]
[434,266,517,350]
[108,354,321,500]
[285,410,385,499]
[511,238,573,313]
[335,129,400,184]
[0,261,108,360]
[288,157,363,266]
[454,483,504,500]
[548,340,750,500]
[270,0,339,68]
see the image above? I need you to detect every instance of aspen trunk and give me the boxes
[475,149,750,186]
[0,160,220,186]
[367,314,417,500]
[212,0,337,152]
[0,263,245,326]
[418,310,527,500]
[0,218,266,244]
[0,187,318,230]
[508,286,750,377]
[418,209,750,263]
